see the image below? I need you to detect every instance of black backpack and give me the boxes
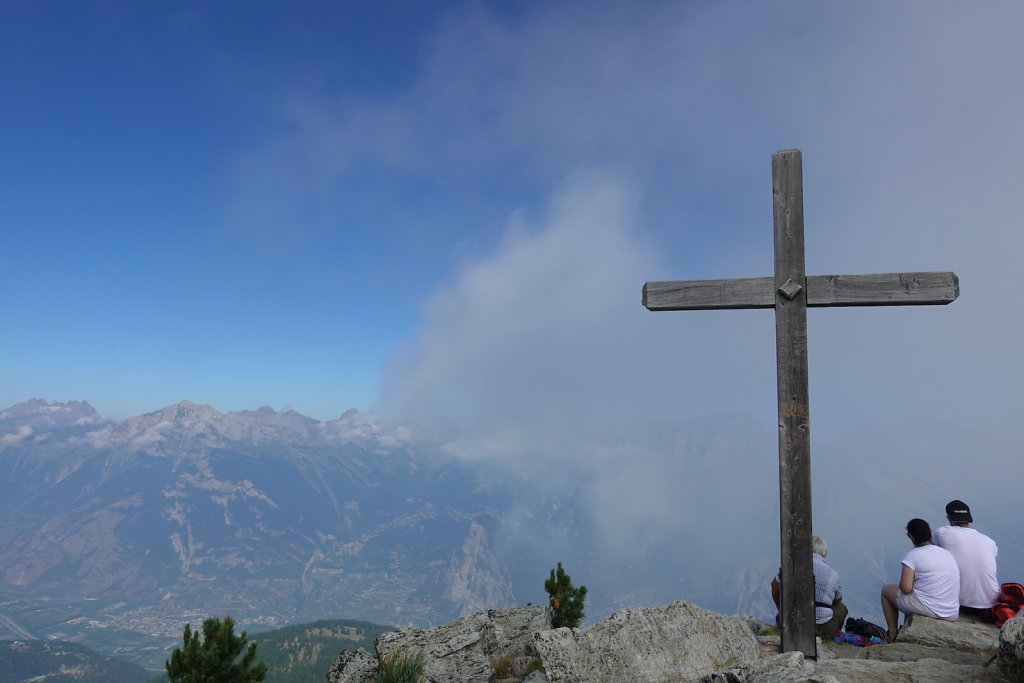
[844,616,889,642]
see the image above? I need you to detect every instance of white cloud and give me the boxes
[368,2,1024,575]
[0,425,33,447]
[379,169,781,460]
[382,171,651,442]
[227,1,1024,587]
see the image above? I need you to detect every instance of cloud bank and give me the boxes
[379,170,779,459]
[355,0,1024,446]
[236,0,1024,428]
[238,1,1024,617]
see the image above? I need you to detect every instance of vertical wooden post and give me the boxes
[772,149,816,656]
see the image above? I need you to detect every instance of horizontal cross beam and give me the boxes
[643,271,958,311]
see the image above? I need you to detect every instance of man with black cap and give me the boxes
[934,499,999,615]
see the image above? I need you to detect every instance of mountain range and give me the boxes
[1,398,1020,670]
[0,399,517,666]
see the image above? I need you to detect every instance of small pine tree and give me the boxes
[544,561,587,628]
[166,615,267,682]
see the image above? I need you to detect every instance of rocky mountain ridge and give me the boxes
[1,398,413,451]
[328,601,1024,682]
[0,397,104,434]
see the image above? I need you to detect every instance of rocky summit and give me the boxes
[328,602,1024,682]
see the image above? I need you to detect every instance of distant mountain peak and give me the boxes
[1,398,414,453]
[171,400,221,419]
[0,398,104,428]
[321,408,412,448]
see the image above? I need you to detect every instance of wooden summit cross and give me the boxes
[642,149,958,657]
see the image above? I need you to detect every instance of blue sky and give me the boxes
[3,0,1023,435]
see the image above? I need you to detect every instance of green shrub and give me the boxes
[373,651,425,683]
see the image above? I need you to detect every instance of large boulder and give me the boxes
[896,614,999,656]
[532,601,759,683]
[816,657,992,682]
[1000,612,1024,662]
[826,639,990,666]
[997,612,1024,679]
[373,605,550,683]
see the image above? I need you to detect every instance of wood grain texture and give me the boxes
[772,149,816,657]
[642,272,959,311]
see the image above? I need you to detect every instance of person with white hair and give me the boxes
[771,535,848,636]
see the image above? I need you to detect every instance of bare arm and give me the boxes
[899,564,915,594]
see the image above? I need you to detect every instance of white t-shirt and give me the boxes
[934,524,1000,609]
[901,544,960,619]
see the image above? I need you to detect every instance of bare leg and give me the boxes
[880,584,901,642]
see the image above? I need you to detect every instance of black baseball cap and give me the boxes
[945,500,973,523]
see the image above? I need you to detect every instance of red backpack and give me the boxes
[992,582,1024,627]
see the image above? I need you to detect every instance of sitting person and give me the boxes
[881,518,960,642]
[771,535,848,636]
[934,499,999,616]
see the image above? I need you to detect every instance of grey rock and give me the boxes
[532,600,759,683]
[997,613,1024,679]
[738,615,772,636]
[325,648,377,683]
[327,600,1014,683]
[710,652,997,682]
[816,657,994,682]
[814,636,837,660]
[703,651,820,682]
[1000,612,1024,661]
[511,655,544,678]
[824,639,990,665]
[897,614,999,655]
[374,605,550,683]
[754,634,781,659]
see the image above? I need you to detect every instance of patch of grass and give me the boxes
[373,651,425,683]
[490,654,514,678]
